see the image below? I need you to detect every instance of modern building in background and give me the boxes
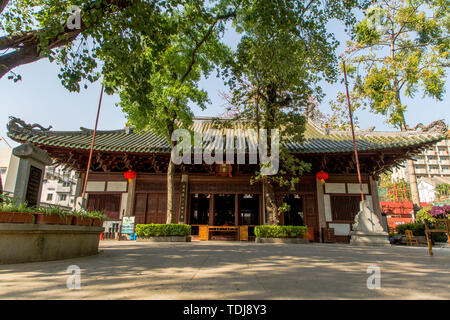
[392,136,449,181]
[0,137,12,189]
[40,165,79,208]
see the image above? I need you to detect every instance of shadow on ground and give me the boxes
[0,242,449,299]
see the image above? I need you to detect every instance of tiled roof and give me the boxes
[7,118,447,154]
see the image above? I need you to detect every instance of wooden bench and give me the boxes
[198,225,239,240]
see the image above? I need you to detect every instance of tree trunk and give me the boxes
[264,178,279,225]
[166,124,176,224]
[166,154,175,224]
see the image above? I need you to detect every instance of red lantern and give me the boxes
[316,171,329,184]
[124,170,136,183]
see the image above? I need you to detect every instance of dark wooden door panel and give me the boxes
[304,194,319,242]
[134,193,147,225]
[87,194,121,220]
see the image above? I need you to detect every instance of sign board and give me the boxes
[121,216,135,234]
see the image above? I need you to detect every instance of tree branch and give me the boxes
[0,0,9,15]
[181,11,235,82]
[0,0,135,79]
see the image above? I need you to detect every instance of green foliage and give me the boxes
[330,0,449,129]
[225,0,366,190]
[135,224,191,237]
[436,183,450,197]
[378,173,412,201]
[416,206,432,223]
[395,223,425,236]
[254,225,308,238]
[0,194,107,220]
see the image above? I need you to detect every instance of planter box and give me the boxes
[255,237,309,244]
[0,223,104,264]
[92,218,104,227]
[137,236,188,242]
[35,214,73,225]
[72,216,93,226]
[0,212,34,224]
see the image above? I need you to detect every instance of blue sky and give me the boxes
[1,21,448,147]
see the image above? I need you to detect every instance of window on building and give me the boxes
[59,194,67,201]
[47,193,53,201]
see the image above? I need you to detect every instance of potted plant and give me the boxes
[72,210,93,226]
[35,206,73,225]
[0,200,35,224]
[89,211,107,227]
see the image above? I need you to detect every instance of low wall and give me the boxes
[0,223,104,264]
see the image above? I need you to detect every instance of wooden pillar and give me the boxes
[235,193,239,226]
[316,178,327,242]
[209,194,214,226]
[125,178,136,217]
[73,171,85,210]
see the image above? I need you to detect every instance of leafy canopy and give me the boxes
[331,0,449,129]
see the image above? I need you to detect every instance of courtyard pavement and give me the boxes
[0,241,449,300]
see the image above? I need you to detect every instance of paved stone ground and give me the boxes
[0,241,449,300]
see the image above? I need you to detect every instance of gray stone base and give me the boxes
[137,236,189,242]
[0,223,104,264]
[255,238,309,244]
[350,231,391,246]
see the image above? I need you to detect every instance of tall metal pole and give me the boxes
[81,83,105,200]
[342,60,365,203]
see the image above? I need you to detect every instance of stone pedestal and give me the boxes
[5,143,52,206]
[350,200,390,246]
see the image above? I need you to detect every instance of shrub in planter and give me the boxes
[71,210,93,226]
[35,206,73,225]
[395,223,425,236]
[135,224,191,238]
[89,211,108,227]
[254,225,308,238]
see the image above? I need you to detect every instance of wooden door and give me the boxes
[146,194,158,224]
[134,193,147,224]
[304,194,319,242]
[87,194,121,220]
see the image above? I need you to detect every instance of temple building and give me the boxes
[7,117,447,242]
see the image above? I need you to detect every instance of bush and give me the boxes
[135,224,191,237]
[416,207,432,223]
[254,225,307,238]
[395,223,425,236]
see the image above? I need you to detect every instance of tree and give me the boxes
[98,1,234,223]
[2,0,234,222]
[225,0,366,224]
[332,0,449,211]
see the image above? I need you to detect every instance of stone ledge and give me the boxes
[255,238,309,244]
[0,223,104,264]
[0,223,104,234]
